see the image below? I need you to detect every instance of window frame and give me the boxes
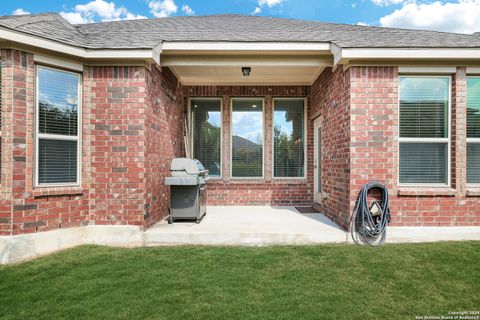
[188,97,223,179]
[271,97,307,180]
[34,65,82,187]
[397,75,452,187]
[230,97,265,179]
[466,75,480,187]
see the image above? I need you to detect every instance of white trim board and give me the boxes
[398,66,457,74]
[161,55,332,67]
[34,54,83,72]
[0,27,160,63]
[467,67,480,74]
[162,42,331,51]
[334,47,480,65]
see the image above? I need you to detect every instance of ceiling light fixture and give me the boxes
[242,67,251,77]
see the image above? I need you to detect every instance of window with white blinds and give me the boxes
[36,66,80,186]
[231,99,263,178]
[273,99,305,178]
[399,76,450,185]
[467,77,480,184]
[190,99,222,177]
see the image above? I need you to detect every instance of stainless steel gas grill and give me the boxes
[165,158,208,224]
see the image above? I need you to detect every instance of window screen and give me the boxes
[467,77,480,184]
[231,99,263,178]
[37,66,80,185]
[273,99,305,177]
[399,77,450,185]
[191,99,221,177]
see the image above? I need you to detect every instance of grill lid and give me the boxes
[170,158,208,176]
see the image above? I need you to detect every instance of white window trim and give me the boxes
[35,65,82,188]
[230,97,265,180]
[188,97,223,179]
[271,97,307,180]
[398,75,452,187]
[467,75,480,187]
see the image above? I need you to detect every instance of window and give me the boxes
[467,76,480,184]
[273,99,305,178]
[231,98,263,178]
[399,76,450,185]
[190,98,222,177]
[36,66,81,186]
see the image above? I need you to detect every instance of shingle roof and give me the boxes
[1,12,480,50]
[0,13,87,47]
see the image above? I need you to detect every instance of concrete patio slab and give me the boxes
[144,206,348,245]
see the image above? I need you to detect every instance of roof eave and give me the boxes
[0,26,161,64]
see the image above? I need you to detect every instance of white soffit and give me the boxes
[170,65,324,85]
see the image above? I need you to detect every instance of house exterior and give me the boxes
[0,12,479,237]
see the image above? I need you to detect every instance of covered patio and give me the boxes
[145,206,347,245]
[145,206,480,246]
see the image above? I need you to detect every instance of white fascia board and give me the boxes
[84,49,154,59]
[0,27,158,63]
[34,54,84,72]
[398,66,457,74]
[162,41,331,51]
[331,43,343,65]
[0,27,86,57]
[161,56,332,67]
[467,67,480,74]
[335,47,480,64]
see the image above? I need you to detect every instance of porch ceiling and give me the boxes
[161,54,333,85]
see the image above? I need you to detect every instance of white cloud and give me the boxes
[149,0,178,18]
[258,0,284,6]
[12,8,31,15]
[252,7,262,14]
[181,4,195,15]
[252,0,284,14]
[371,0,407,6]
[379,0,480,34]
[60,0,146,24]
[356,22,369,26]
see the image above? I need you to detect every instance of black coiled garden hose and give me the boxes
[350,181,391,247]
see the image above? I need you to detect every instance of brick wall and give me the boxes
[184,86,313,206]
[310,67,351,228]
[0,49,89,235]
[86,66,147,226]
[1,48,478,235]
[144,66,184,227]
[349,66,480,227]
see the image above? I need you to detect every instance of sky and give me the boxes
[3,0,480,34]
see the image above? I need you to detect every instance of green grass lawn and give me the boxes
[1,243,479,320]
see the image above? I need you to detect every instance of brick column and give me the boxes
[221,95,230,180]
[264,95,273,181]
[452,67,467,194]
